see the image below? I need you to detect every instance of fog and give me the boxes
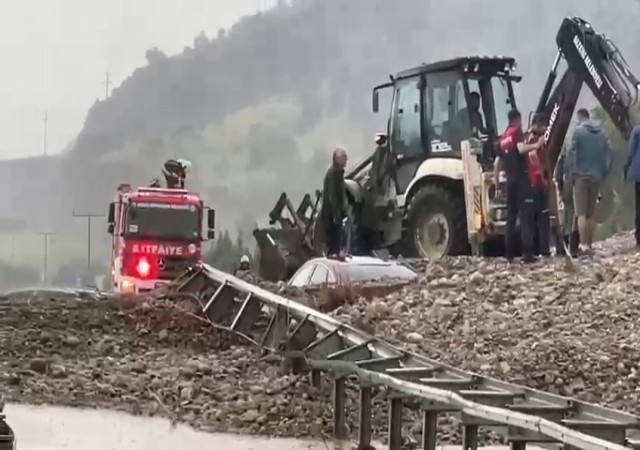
[1,0,639,286]
[0,0,269,158]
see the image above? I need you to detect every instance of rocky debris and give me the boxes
[0,294,498,448]
[331,232,640,415]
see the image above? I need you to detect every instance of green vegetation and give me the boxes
[3,0,640,277]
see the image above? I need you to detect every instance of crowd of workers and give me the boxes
[496,107,614,262]
[318,105,640,263]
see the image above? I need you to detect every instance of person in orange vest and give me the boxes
[525,113,551,256]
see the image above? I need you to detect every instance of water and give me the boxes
[5,404,343,450]
[5,404,540,450]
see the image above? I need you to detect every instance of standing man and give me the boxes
[498,109,543,263]
[525,113,551,256]
[234,255,251,278]
[569,109,612,254]
[624,124,640,247]
[320,147,348,257]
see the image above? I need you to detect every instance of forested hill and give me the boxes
[60,0,640,232]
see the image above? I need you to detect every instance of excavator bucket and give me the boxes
[253,192,323,282]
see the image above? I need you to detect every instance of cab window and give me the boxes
[390,78,423,158]
[424,71,463,154]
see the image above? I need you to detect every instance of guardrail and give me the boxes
[164,263,640,450]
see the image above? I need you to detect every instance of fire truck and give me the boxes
[107,183,215,295]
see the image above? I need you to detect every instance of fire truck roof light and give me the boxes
[138,187,188,194]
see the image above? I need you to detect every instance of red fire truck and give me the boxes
[107,183,215,295]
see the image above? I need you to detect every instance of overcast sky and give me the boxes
[0,0,269,160]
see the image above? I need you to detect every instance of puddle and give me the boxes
[5,404,539,450]
[4,404,348,450]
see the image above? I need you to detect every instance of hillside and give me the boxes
[59,0,640,226]
[2,0,640,273]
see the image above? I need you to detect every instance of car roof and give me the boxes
[306,255,403,267]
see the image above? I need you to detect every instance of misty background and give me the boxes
[1,0,639,288]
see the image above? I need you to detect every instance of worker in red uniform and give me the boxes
[498,109,544,263]
[525,113,551,256]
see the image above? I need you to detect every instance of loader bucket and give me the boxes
[253,227,318,282]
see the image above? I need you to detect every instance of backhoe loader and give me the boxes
[254,16,640,281]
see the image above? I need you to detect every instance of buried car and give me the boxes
[287,255,418,288]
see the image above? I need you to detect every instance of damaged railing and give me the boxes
[164,263,640,450]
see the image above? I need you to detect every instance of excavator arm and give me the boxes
[537,17,640,174]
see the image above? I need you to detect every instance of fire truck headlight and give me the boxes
[121,280,135,295]
[188,244,196,254]
[136,257,151,278]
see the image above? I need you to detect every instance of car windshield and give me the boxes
[344,263,417,283]
[125,202,200,241]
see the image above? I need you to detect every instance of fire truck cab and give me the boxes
[107,183,215,295]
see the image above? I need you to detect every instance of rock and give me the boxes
[240,409,260,423]
[29,358,49,374]
[64,335,81,347]
[406,332,423,343]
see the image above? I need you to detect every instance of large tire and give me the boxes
[404,184,468,258]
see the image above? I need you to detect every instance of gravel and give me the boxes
[331,232,640,414]
[2,231,638,449]
[0,294,495,448]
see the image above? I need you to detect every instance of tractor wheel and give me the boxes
[404,184,468,258]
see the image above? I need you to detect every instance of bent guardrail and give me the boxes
[162,263,640,450]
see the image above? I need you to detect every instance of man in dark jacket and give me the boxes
[320,147,348,257]
[624,124,640,246]
[569,109,612,253]
[498,109,543,263]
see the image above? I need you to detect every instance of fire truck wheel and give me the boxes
[404,184,468,258]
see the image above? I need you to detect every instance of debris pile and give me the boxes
[333,232,640,414]
[2,232,639,447]
[0,294,495,447]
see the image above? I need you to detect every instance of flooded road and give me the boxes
[5,403,542,450]
[5,404,347,450]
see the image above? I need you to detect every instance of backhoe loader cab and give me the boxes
[369,56,520,257]
[253,57,522,280]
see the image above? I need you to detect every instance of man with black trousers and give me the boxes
[624,124,640,247]
[498,109,544,263]
[320,147,348,257]
[525,113,551,256]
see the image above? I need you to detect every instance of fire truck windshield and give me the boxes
[124,202,200,241]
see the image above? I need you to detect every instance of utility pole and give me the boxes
[73,212,105,268]
[104,72,111,99]
[43,111,48,156]
[38,232,55,284]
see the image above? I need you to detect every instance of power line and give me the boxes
[72,212,105,268]
[37,231,55,284]
[43,111,48,156]
[104,72,111,99]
